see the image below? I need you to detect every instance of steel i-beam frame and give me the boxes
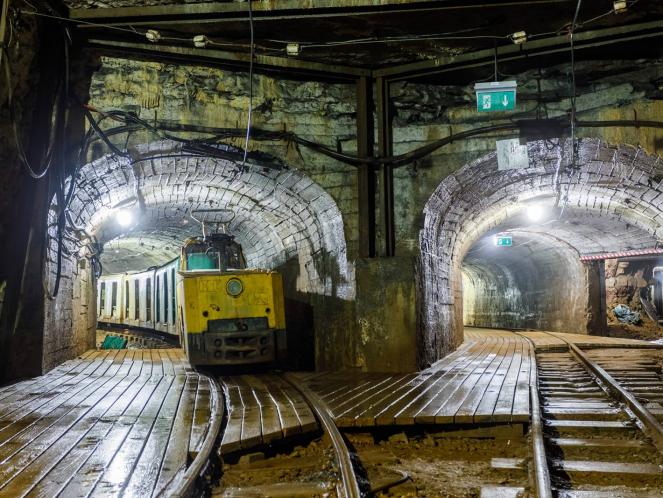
[376,77,395,257]
[356,76,376,258]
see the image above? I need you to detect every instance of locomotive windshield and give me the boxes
[182,234,246,271]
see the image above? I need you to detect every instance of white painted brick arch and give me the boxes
[49,140,352,300]
[419,138,663,366]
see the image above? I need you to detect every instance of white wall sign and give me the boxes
[496,139,529,170]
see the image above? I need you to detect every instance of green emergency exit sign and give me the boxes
[475,81,517,112]
[495,235,513,246]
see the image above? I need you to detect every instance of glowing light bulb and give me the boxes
[527,204,545,222]
[116,209,133,227]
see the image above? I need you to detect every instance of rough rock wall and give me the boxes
[88,58,360,256]
[605,259,655,311]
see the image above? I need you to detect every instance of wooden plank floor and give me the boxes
[303,328,534,427]
[219,374,318,455]
[0,349,215,498]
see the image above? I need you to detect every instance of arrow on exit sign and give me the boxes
[494,235,513,246]
[475,81,517,112]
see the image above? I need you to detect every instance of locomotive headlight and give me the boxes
[226,278,243,297]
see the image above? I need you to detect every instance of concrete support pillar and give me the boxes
[585,260,608,336]
[355,257,417,372]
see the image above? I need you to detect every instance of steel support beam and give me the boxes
[70,0,573,24]
[77,19,663,84]
[376,77,395,257]
[356,76,376,258]
[84,39,368,82]
[374,19,663,81]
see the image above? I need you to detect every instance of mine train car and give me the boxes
[98,259,179,337]
[97,234,287,366]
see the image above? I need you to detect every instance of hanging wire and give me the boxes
[242,0,255,167]
[555,0,584,220]
[19,0,140,35]
[493,40,498,82]
[2,45,55,179]
[569,0,583,169]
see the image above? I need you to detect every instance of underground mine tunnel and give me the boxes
[2,1,663,497]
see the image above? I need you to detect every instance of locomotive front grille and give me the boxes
[186,329,275,365]
[207,317,269,333]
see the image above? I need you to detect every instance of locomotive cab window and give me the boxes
[171,268,176,324]
[182,234,246,271]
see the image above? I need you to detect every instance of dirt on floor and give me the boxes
[605,310,663,341]
[214,427,531,497]
[353,430,530,497]
[214,438,340,497]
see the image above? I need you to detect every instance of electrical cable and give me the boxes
[83,105,663,173]
[19,1,140,35]
[555,0,583,219]
[2,46,55,179]
[242,0,254,166]
[48,27,74,300]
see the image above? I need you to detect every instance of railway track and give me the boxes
[214,373,362,498]
[283,373,362,498]
[527,332,663,497]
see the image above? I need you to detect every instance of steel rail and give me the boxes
[282,373,361,498]
[528,365,553,498]
[527,330,663,453]
[160,375,224,498]
[565,341,663,452]
[512,332,554,498]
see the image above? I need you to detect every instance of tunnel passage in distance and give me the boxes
[42,140,351,368]
[420,138,663,367]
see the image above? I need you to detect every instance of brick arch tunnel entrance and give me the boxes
[419,138,663,367]
[43,140,351,369]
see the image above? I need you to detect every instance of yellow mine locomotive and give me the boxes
[177,233,286,365]
[97,216,287,366]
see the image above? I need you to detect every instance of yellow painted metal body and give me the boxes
[177,268,286,365]
[178,270,286,334]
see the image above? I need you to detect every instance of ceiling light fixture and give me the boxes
[145,30,161,42]
[116,209,134,227]
[510,31,527,44]
[613,1,627,14]
[526,204,546,222]
[193,35,208,48]
[286,43,300,56]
